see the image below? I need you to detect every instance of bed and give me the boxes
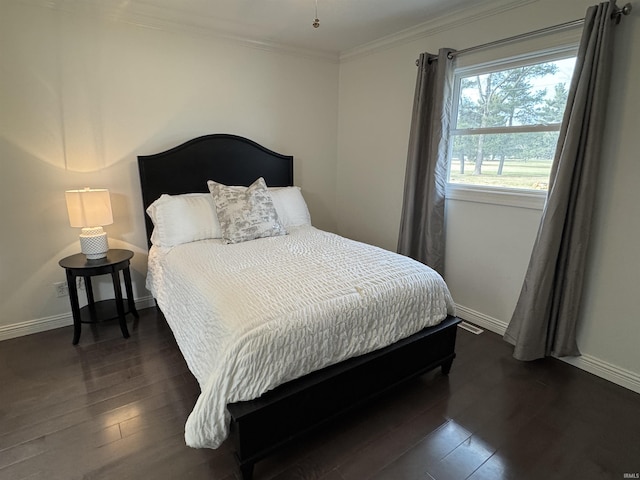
[137,134,461,479]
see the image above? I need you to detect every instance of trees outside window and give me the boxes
[448,55,576,191]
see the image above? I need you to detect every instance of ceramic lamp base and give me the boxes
[79,227,109,259]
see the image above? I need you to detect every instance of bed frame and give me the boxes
[137,134,461,480]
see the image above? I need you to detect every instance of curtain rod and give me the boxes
[417,2,632,65]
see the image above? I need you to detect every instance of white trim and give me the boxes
[0,312,74,342]
[446,184,546,210]
[562,355,640,395]
[15,0,566,66]
[452,124,561,136]
[455,44,579,74]
[454,303,640,394]
[0,296,156,342]
[455,304,509,334]
[17,0,340,64]
[4,298,639,394]
[340,0,538,63]
[16,0,575,66]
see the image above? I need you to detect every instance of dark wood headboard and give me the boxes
[137,134,294,248]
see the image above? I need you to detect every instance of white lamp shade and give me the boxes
[65,188,113,227]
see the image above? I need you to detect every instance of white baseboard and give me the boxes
[455,304,509,334]
[561,354,640,395]
[0,296,156,342]
[4,299,639,395]
[454,303,640,395]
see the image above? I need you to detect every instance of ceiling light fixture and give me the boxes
[312,0,320,28]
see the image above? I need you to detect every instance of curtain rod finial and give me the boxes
[613,2,632,24]
[621,2,632,15]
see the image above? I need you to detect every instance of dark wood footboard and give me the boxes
[227,315,461,480]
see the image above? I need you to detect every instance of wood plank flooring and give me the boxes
[1,307,639,480]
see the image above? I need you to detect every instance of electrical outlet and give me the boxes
[54,281,68,297]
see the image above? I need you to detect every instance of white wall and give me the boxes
[0,1,339,335]
[337,0,640,392]
[2,0,638,394]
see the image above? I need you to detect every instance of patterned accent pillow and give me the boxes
[207,177,287,244]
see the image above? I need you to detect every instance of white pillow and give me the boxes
[269,186,312,228]
[208,177,287,244]
[146,193,221,247]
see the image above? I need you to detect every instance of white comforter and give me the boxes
[147,226,455,448]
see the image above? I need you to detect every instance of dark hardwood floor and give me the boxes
[1,307,639,480]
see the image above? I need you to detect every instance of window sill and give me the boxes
[445,184,546,210]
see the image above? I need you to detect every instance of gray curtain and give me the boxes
[397,48,456,276]
[504,1,617,361]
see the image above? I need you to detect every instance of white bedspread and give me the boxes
[147,226,455,448]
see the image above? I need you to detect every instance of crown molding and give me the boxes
[15,0,340,64]
[16,0,540,65]
[339,0,540,63]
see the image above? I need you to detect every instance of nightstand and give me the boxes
[59,249,139,345]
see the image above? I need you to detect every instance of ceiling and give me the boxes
[40,0,506,56]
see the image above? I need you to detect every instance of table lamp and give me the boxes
[65,188,113,259]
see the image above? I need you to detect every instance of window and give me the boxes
[447,53,576,194]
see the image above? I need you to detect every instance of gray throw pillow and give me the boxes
[207,177,287,244]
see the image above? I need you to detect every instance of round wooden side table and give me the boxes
[59,249,139,345]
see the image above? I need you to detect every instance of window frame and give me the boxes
[445,44,579,209]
